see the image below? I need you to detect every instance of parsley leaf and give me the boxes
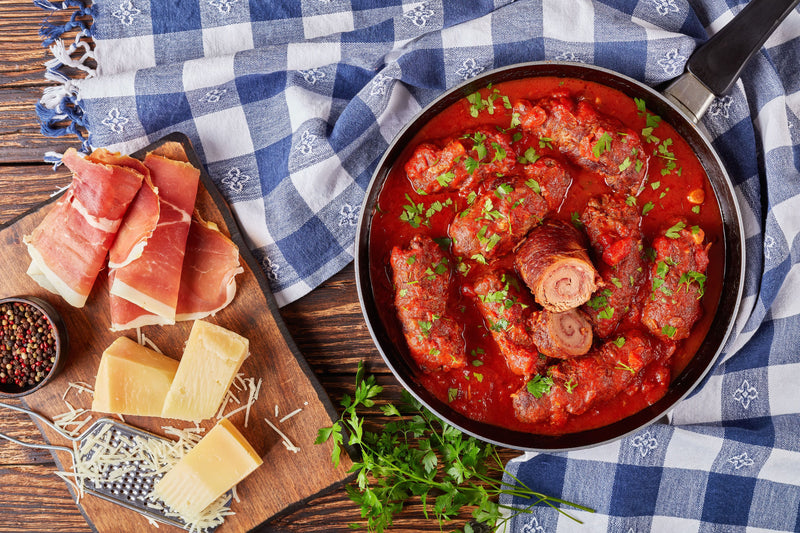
[315,363,594,531]
[592,132,613,158]
[526,373,554,398]
[665,221,686,238]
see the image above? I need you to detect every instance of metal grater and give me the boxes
[0,402,230,531]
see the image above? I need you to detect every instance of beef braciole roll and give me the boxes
[580,194,647,338]
[513,93,649,196]
[404,127,516,196]
[515,220,600,312]
[529,308,593,359]
[511,331,670,426]
[449,178,548,264]
[468,270,543,379]
[390,235,467,373]
[642,220,711,342]
[522,156,572,212]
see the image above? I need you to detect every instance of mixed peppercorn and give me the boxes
[1,301,57,392]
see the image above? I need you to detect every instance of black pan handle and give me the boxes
[688,0,800,95]
[664,0,799,122]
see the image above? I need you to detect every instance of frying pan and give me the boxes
[355,0,799,451]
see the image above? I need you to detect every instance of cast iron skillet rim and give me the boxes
[355,60,745,451]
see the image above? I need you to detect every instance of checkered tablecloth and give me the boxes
[36,1,800,531]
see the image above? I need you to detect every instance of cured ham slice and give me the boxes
[24,148,144,307]
[109,215,243,330]
[106,154,159,269]
[515,220,599,312]
[109,142,200,322]
[175,215,243,321]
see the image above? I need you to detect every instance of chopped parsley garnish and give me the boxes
[436,171,455,187]
[539,137,554,149]
[618,157,632,172]
[471,359,484,367]
[592,132,613,158]
[518,146,540,165]
[489,318,510,332]
[611,277,623,288]
[626,195,637,207]
[642,201,655,216]
[418,319,433,338]
[665,221,686,238]
[465,156,479,174]
[425,258,449,280]
[525,178,541,194]
[651,181,661,190]
[471,253,487,265]
[612,336,626,348]
[571,211,584,229]
[597,306,615,320]
[447,387,459,402]
[656,260,669,278]
[679,271,707,297]
[400,194,425,228]
[662,325,677,338]
[615,361,636,374]
[490,142,507,163]
[526,374,554,398]
[634,97,647,115]
[691,205,701,214]
[564,378,577,394]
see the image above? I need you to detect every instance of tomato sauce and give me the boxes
[368,77,724,435]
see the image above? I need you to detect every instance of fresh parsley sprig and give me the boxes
[316,362,594,532]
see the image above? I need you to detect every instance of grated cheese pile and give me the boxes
[54,422,233,532]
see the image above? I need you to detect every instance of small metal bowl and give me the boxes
[0,296,69,397]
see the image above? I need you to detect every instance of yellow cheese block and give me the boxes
[152,418,262,518]
[92,336,179,417]
[161,320,249,422]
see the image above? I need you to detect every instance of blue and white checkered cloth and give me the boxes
[36,1,800,530]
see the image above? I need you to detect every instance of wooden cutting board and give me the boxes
[0,133,354,532]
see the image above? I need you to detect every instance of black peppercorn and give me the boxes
[0,301,57,393]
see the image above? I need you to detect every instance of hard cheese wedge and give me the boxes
[152,418,262,518]
[161,320,249,422]
[92,336,179,417]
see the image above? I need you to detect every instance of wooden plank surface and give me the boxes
[0,2,521,532]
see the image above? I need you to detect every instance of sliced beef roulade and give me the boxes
[515,220,599,312]
[530,309,593,359]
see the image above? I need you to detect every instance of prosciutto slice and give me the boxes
[109,215,243,330]
[24,148,144,307]
[109,142,200,322]
[106,157,159,269]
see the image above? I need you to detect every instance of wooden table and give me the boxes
[0,2,518,531]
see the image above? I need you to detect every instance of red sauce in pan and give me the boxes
[368,77,724,435]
